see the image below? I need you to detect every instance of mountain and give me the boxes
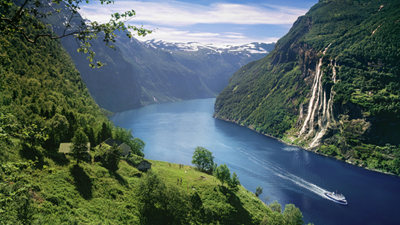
[113,38,275,107]
[214,0,400,174]
[47,5,274,112]
[59,34,273,112]
[143,39,271,54]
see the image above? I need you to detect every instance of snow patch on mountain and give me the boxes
[142,39,273,54]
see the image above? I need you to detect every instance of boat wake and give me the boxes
[282,147,300,152]
[237,148,329,199]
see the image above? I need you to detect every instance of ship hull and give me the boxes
[324,192,347,205]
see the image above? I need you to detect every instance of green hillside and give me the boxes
[2,151,311,225]
[214,0,400,174]
[0,2,309,224]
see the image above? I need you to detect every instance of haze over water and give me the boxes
[110,98,400,225]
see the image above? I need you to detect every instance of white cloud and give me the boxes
[79,1,308,26]
[132,26,279,45]
[78,0,307,44]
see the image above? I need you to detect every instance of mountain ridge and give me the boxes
[50,4,275,112]
[143,39,272,54]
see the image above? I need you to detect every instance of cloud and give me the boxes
[78,0,307,44]
[132,26,279,45]
[79,0,308,26]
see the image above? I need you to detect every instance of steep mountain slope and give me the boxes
[0,24,111,154]
[46,2,273,112]
[43,3,142,112]
[214,0,400,174]
[115,38,274,106]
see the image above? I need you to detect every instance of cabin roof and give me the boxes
[104,138,123,147]
[59,143,90,154]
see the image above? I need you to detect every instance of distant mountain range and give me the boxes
[143,39,272,54]
[112,38,275,109]
[48,5,275,112]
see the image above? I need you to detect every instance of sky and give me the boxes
[79,0,318,45]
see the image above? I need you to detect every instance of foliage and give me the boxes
[0,0,151,68]
[261,202,308,225]
[0,13,112,150]
[283,204,304,225]
[212,163,240,189]
[98,121,113,144]
[70,129,89,164]
[213,163,231,186]
[0,160,36,224]
[0,113,18,142]
[101,143,122,171]
[191,146,214,173]
[255,185,263,197]
[0,12,146,159]
[269,200,282,213]
[229,171,240,188]
[17,123,48,149]
[136,171,189,224]
[125,154,144,167]
[113,126,145,157]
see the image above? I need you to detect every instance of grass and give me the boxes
[3,152,272,224]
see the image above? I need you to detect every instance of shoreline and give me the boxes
[213,116,398,178]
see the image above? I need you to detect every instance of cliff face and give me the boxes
[214,0,400,173]
[60,36,143,112]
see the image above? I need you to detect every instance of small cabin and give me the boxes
[103,138,131,157]
[137,160,152,172]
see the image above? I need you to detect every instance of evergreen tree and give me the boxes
[70,129,89,165]
[98,122,112,143]
[84,126,96,150]
[102,144,122,171]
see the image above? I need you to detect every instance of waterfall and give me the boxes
[298,44,337,147]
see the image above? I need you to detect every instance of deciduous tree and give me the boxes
[192,146,214,173]
[213,164,231,186]
[283,204,304,225]
[229,171,240,188]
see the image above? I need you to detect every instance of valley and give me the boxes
[1,0,400,224]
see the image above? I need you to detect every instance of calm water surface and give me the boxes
[110,98,400,225]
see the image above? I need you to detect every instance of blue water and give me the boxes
[110,98,400,225]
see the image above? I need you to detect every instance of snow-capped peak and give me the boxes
[142,39,274,54]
